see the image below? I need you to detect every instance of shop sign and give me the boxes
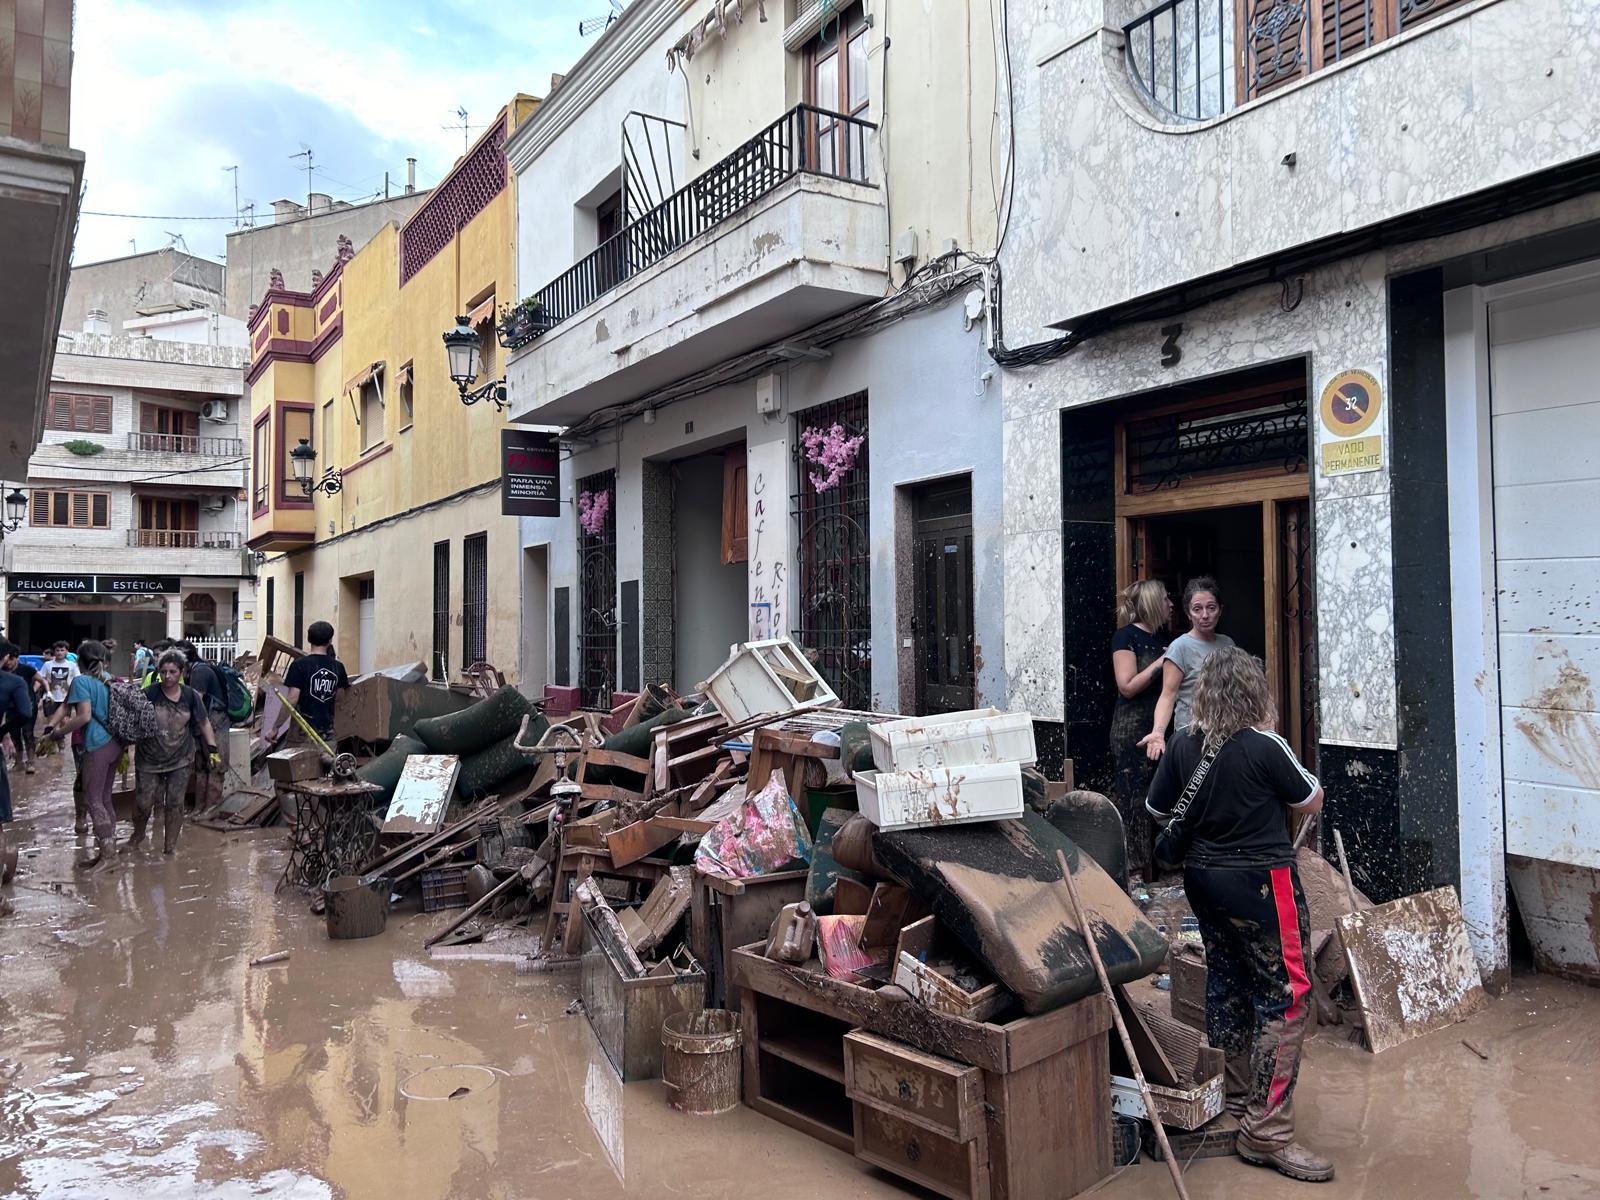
[9,575,93,593]
[6,575,181,595]
[95,575,181,594]
[501,428,560,517]
[1320,436,1384,476]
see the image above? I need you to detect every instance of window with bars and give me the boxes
[792,393,871,709]
[265,577,276,637]
[47,393,112,433]
[432,540,450,681]
[293,572,305,648]
[32,489,111,529]
[462,533,488,667]
[577,468,618,709]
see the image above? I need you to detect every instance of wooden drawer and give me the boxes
[844,1029,984,1142]
[854,1103,990,1200]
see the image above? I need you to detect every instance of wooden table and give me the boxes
[733,946,1113,1200]
[275,777,384,892]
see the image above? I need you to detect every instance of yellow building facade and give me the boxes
[246,99,537,681]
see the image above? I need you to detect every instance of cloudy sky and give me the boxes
[70,0,607,264]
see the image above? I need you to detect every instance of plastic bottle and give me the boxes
[764,901,818,963]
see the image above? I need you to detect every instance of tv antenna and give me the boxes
[164,230,190,253]
[579,0,624,35]
[289,145,314,207]
[443,106,472,155]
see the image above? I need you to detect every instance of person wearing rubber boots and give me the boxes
[129,651,218,856]
[41,641,120,872]
[1145,647,1333,1184]
[0,642,33,914]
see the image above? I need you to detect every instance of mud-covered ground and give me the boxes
[2,756,1597,1199]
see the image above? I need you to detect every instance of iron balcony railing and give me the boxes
[128,529,242,549]
[128,432,245,456]
[526,104,876,337]
[1124,0,1238,122]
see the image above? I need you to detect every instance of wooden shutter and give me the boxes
[1317,0,1385,66]
[52,493,68,525]
[721,446,749,564]
[32,491,49,525]
[181,500,199,530]
[140,404,157,434]
[1239,0,1311,100]
[91,493,109,527]
[71,493,89,527]
[92,397,112,433]
[49,395,71,429]
[183,411,198,438]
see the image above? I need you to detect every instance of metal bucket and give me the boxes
[660,1009,742,1115]
[323,873,390,940]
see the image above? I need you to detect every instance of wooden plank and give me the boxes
[854,1104,989,1200]
[1113,984,1181,1088]
[577,879,648,977]
[844,1029,985,1142]
[650,815,715,837]
[1337,886,1488,1054]
[605,817,681,868]
[985,1033,1111,1200]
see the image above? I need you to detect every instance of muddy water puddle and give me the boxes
[3,757,1600,1199]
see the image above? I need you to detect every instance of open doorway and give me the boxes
[671,446,748,694]
[1134,504,1266,659]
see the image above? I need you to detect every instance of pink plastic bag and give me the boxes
[693,773,813,880]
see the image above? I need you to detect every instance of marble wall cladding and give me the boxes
[1001,0,1600,336]
[1004,527,1065,718]
[1315,496,1398,746]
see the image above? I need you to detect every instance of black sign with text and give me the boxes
[501,428,561,518]
[7,575,181,595]
[9,575,93,593]
[95,575,181,594]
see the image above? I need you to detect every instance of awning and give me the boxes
[395,361,414,388]
[344,360,386,395]
[466,294,497,328]
[667,0,767,70]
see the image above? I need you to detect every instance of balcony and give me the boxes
[128,432,245,457]
[128,529,241,550]
[509,105,888,426]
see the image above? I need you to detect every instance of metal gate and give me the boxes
[432,540,450,680]
[792,394,871,710]
[463,533,488,667]
[578,468,618,709]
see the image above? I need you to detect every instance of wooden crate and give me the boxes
[580,906,706,1081]
[733,946,1113,1200]
[705,637,838,724]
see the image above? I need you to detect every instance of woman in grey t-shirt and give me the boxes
[1139,576,1234,761]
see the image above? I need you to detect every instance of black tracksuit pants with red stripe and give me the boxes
[1184,861,1313,1151]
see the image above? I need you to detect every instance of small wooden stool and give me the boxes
[542,844,671,956]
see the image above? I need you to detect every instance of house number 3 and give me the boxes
[1160,323,1183,367]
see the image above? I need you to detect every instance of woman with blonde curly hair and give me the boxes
[1144,646,1331,1184]
[1108,579,1171,880]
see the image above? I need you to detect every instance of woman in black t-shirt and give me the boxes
[1108,579,1171,880]
[1144,647,1331,1184]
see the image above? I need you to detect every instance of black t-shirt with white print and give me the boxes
[283,652,349,737]
[1145,727,1319,869]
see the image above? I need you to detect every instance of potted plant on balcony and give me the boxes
[497,295,550,349]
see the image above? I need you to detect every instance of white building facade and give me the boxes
[4,326,255,662]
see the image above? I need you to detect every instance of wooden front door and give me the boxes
[912,477,975,715]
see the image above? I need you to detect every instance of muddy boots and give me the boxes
[83,837,117,874]
[72,791,89,837]
[162,809,181,856]
[1237,1139,1335,1183]
[121,812,149,854]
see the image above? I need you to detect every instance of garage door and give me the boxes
[1489,273,1600,977]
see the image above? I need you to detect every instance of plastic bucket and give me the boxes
[324,873,390,940]
[661,1010,742,1115]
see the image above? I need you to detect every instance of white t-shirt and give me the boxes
[43,658,80,704]
[1163,633,1236,731]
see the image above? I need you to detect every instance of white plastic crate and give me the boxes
[704,637,838,724]
[853,761,1024,832]
[868,707,1037,773]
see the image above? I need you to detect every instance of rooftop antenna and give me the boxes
[129,238,137,254]
[579,0,624,36]
[240,201,256,228]
[442,107,473,155]
[289,145,314,208]
[223,164,240,228]
[164,231,190,253]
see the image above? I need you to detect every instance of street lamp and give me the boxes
[442,316,508,411]
[1,487,26,534]
[290,438,343,496]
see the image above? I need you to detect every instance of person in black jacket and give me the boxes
[0,642,33,914]
[1145,647,1330,1184]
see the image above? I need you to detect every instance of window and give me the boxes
[398,364,415,428]
[266,577,276,637]
[31,489,111,529]
[252,417,270,511]
[432,540,450,680]
[139,403,199,451]
[462,532,488,667]
[281,407,312,500]
[322,399,335,464]
[136,497,199,546]
[807,6,870,181]
[360,378,384,452]
[293,571,305,647]
[47,393,113,433]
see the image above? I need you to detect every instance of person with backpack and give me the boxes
[41,641,123,871]
[179,641,232,814]
[129,650,217,856]
[1,645,37,775]
[131,638,153,682]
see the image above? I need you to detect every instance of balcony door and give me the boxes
[138,497,200,548]
[806,4,870,181]
[140,403,199,452]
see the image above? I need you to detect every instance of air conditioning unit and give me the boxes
[200,400,229,423]
[200,496,226,514]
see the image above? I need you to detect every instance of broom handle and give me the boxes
[1055,850,1191,1200]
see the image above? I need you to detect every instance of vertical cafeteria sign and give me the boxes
[501,429,561,517]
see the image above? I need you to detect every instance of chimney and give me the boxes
[272,199,306,224]
[83,308,110,335]
[406,157,417,194]
[308,192,332,216]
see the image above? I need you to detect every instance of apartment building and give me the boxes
[0,0,84,483]
[994,0,1600,983]
[247,100,536,679]
[5,317,253,656]
[508,0,1004,717]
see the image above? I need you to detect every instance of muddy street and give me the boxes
[1,757,1597,1200]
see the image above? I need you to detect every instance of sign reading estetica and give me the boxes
[8,575,182,595]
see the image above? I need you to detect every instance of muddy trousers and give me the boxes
[81,742,124,842]
[1184,862,1313,1152]
[135,767,190,851]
